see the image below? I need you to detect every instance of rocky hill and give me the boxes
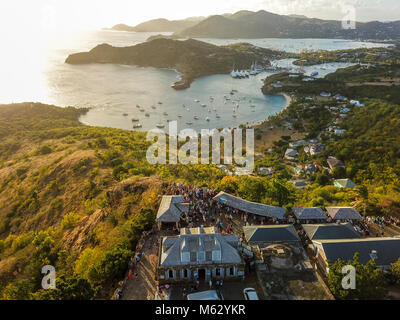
[108,17,204,33]
[175,10,400,40]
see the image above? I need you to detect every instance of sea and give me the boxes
[0,30,392,132]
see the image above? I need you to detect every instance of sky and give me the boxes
[0,0,399,35]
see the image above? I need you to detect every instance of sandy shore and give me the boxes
[247,92,292,128]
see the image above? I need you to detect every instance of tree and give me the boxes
[328,253,387,300]
[237,176,266,203]
[32,275,94,300]
[265,178,295,207]
[391,258,400,284]
[315,172,330,186]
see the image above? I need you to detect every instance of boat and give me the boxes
[158,102,163,105]
[186,122,193,125]
[131,118,139,122]
[151,105,156,109]
[156,123,165,129]
[145,113,150,117]
[208,109,211,113]
[178,115,182,118]
[216,115,221,118]
[139,109,145,112]
[194,99,200,103]
[123,113,128,116]
[194,116,199,120]
[205,117,210,121]
[233,114,237,118]
[163,112,168,116]
[201,104,206,107]
[136,105,141,108]
[133,123,142,128]
[311,71,319,77]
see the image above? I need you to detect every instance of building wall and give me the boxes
[157,263,245,284]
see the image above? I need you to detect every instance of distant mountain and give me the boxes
[65,38,287,90]
[175,10,400,40]
[109,17,205,33]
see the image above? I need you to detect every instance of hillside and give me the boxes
[109,17,204,33]
[65,38,287,89]
[176,10,400,40]
[0,102,225,299]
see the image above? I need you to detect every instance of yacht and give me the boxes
[201,104,206,107]
[194,99,200,103]
[205,117,210,121]
[156,123,165,129]
[133,123,142,128]
[194,116,199,120]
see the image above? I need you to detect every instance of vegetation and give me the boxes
[328,253,387,300]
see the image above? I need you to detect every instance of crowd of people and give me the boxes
[167,183,287,236]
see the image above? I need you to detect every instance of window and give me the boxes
[181,252,190,263]
[216,268,221,276]
[198,251,205,261]
[206,251,212,261]
[168,270,174,278]
[190,252,197,262]
[183,269,188,278]
[212,250,221,261]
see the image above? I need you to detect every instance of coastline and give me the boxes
[247,92,292,128]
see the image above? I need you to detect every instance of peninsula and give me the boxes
[65,38,290,89]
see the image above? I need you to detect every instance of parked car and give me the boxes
[243,288,259,300]
[187,290,223,300]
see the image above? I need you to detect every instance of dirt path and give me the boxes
[121,233,160,300]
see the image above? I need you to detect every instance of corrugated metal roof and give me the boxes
[326,207,362,220]
[317,238,400,266]
[302,223,360,240]
[156,195,189,222]
[243,225,300,242]
[293,207,327,220]
[213,192,285,219]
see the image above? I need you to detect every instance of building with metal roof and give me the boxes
[212,192,285,219]
[243,225,300,246]
[156,195,189,229]
[313,237,400,274]
[157,226,245,284]
[334,179,356,189]
[302,223,360,240]
[292,207,328,221]
[326,207,362,220]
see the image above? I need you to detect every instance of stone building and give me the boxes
[157,227,245,283]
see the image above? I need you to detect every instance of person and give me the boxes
[209,279,212,289]
[216,280,220,288]
[183,287,187,298]
[147,293,151,300]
